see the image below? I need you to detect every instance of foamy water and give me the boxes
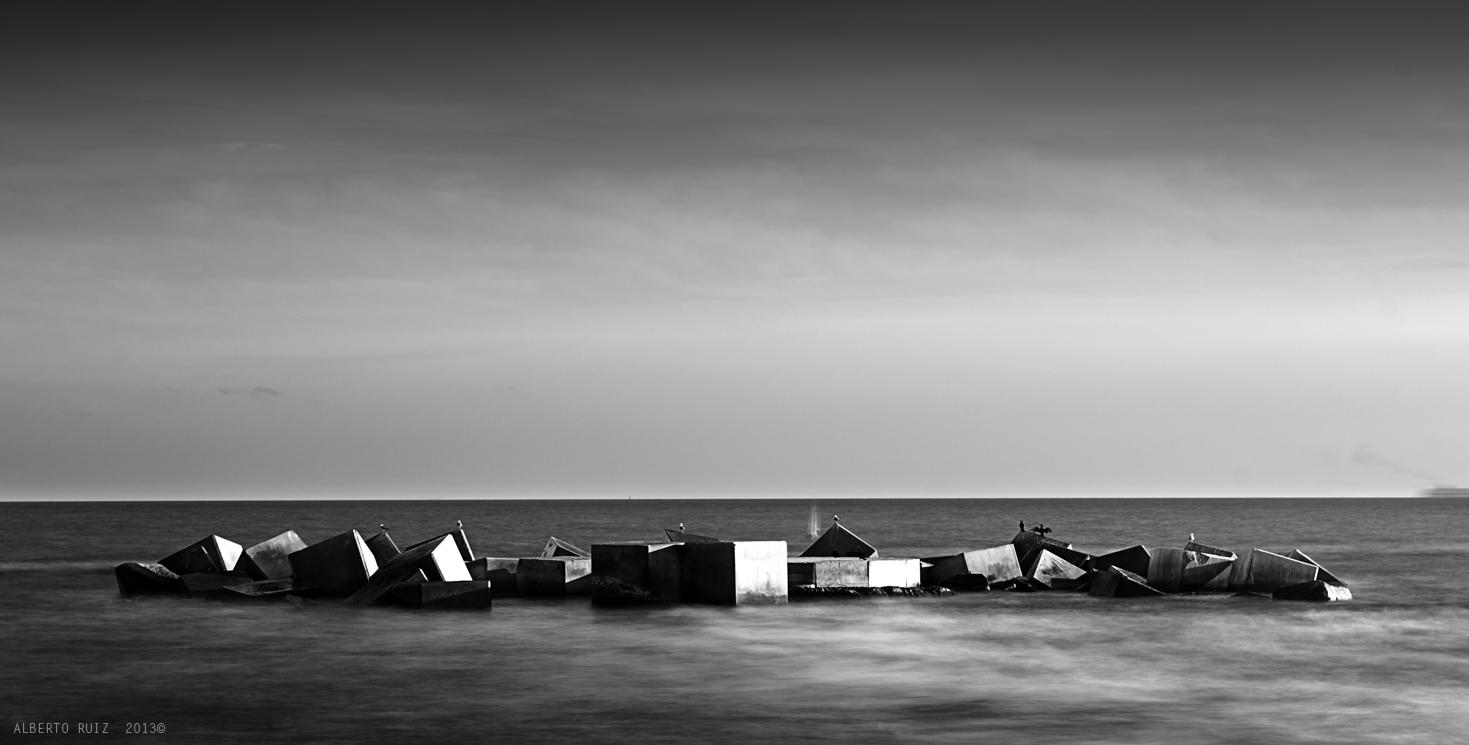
[2,498,1467,743]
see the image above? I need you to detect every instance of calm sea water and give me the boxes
[2,497,1467,744]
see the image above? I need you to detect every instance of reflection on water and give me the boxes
[2,498,1468,743]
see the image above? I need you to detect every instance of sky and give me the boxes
[3,1,1469,499]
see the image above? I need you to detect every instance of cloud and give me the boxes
[218,386,282,396]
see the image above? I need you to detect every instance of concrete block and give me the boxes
[1027,549,1087,589]
[1093,545,1152,577]
[405,529,474,564]
[390,580,492,610]
[591,543,684,602]
[1287,549,1347,587]
[800,523,877,559]
[239,531,308,581]
[1180,551,1235,591]
[930,545,1022,588]
[1184,541,1236,560]
[1230,549,1319,592]
[787,557,867,587]
[517,557,592,597]
[664,528,719,543]
[868,558,921,588]
[219,578,318,600]
[342,535,463,607]
[160,535,243,576]
[114,562,181,596]
[364,530,402,567]
[1272,580,1352,602]
[288,530,379,597]
[683,541,788,605]
[157,546,218,576]
[180,573,247,593]
[467,557,520,594]
[1088,566,1166,598]
[540,536,590,558]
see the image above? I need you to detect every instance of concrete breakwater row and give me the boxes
[113,520,1351,610]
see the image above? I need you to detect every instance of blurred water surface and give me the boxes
[2,498,1467,743]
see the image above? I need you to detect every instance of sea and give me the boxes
[2,497,1467,744]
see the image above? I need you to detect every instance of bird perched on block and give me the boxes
[833,514,841,523]
[679,522,685,532]
[1019,520,1026,532]
[1189,532,1195,542]
[456,519,463,530]
[379,523,387,532]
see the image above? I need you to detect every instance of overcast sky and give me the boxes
[3,1,1468,499]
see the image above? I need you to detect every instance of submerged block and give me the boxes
[664,528,719,543]
[930,545,1022,588]
[541,536,590,558]
[239,531,308,581]
[1230,549,1319,592]
[868,558,921,588]
[591,543,684,602]
[683,541,788,605]
[1028,549,1087,589]
[219,578,318,600]
[288,530,379,597]
[160,535,243,576]
[1093,545,1153,577]
[342,535,464,607]
[800,524,877,559]
[180,573,247,593]
[1272,580,1352,602]
[467,557,520,594]
[1287,549,1347,587]
[1088,566,1166,598]
[115,562,182,596]
[517,557,592,597]
[391,580,492,609]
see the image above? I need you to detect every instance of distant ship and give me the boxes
[1420,486,1469,498]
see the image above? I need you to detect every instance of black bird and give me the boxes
[1030,524,1044,535]
[379,523,387,532]
[1019,520,1026,532]
[1038,524,1052,536]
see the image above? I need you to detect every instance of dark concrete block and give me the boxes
[1088,566,1166,598]
[1272,580,1351,602]
[517,557,592,597]
[930,545,1022,588]
[160,535,246,576]
[1184,541,1237,560]
[1229,549,1319,592]
[467,557,520,594]
[682,541,787,605]
[364,530,401,567]
[288,530,379,597]
[157,545,219,576]
[800,524,877,559]
[1093,545,1153,577]
[1027,549,1087,589]
[239,531,308,581]
[391,580,492,609]
[342,535,465,607]
[219,578,319,600]
[591,543,683,602]
[1179,551,1235,591]
[1287,549,1347,588]
[180,573,248,593]
[664,528,719,543]
[115,563,182,596]
[540,536,590,558]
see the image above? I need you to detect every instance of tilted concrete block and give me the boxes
[800,524,877,559]
[517,557,592,597]
[1180,551,1235,591]
[930,545,1021,588]
[467,557,520,594]
[1272,580,1352,602]
[239,531,308,581]
[683,541,788,605]
[540,536,590,558]
[219,578,318,600]
[160,535,243,576]
[1093,545,1152,577]
[1184,541,1236,560]
[288,530,379,597]
[364,531,402,567]
[342,535,464,607]
[1230,549,1319,593]
[115,562,182,596]
[592,543,684,602]
[1287,549,1347,587]
[664,528,719,543]
[1088,566,1166,598]
[391,580,492,610]
[1028,549,1087,590]
[180,573,248,593]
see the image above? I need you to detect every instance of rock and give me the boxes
[390,580,491,610]
[159,535,244,576]
[790,585,952,600]
[800,523,878,559]
[1272,580,1352,602]
[517,557,593,597]
[540,536,590,558]
[1092,545,1152,577]
[929,545,1022,588]
[1229,549,1319,592]
[664,528,719,543]
[218,578,318,600]
[1088,566,1166,597]
[342,535,466,607]
[114,562,182,596]
[466,557,520,595]
[288,530,379,597]
[1287,549,1348,588]
[682,541,788,605]
[238,531,308,581]
[1027,549,1087,589]
[591,543,684,602]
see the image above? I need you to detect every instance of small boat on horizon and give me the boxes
[1420,486,1469,498]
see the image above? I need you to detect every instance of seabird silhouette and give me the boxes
[456,519,463,530]
[833,514,841,524]
[1019,520,1026,532]
[379,523,387,532]
[679,522,685,532]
